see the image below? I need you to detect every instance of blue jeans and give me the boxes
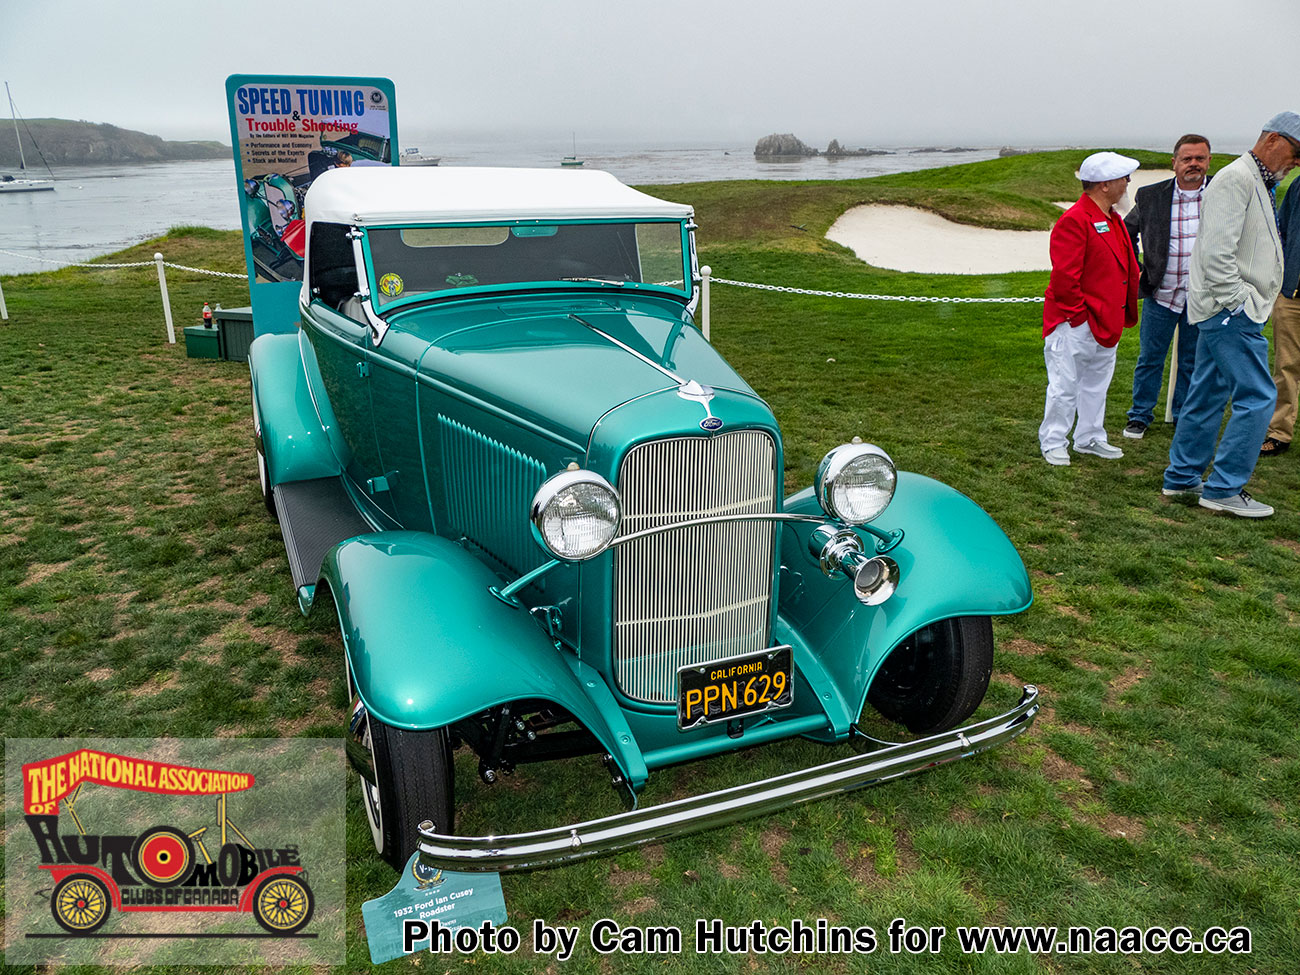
[1127,299,1197,425]
[1164,311,1277,499]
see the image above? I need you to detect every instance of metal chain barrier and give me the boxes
[157,262,246,280]
[711,276,1043,304]
[0,248,244,277]
[2,244,1044,340]
[0,247,247,338]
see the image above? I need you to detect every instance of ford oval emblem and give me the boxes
[700,417,724,431]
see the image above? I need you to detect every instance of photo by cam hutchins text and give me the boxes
[400,918,1254,960]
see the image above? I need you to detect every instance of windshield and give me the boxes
[365,221,687,306]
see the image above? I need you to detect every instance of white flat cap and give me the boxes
[1075,151,1139,182]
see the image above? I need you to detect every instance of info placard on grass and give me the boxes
[361,852,506,964]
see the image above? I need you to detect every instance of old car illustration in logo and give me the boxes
[22,749,314,936]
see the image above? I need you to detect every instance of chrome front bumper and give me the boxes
[418,684,1039,872]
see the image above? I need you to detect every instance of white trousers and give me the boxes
[1038,322,1118,451]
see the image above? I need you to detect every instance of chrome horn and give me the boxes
[809,525,900,606]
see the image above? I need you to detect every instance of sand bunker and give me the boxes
[826,170,1174,274]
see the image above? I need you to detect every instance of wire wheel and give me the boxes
[251,385,277,519]
[51,874,112,934]
[252,875,315,934]
[346,655,454,870]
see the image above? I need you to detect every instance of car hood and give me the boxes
[403,295,768,450]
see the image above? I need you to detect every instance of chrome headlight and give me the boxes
[815,442,897,524]
[530,470,622,561]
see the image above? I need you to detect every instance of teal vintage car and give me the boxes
[249,166,1038,873]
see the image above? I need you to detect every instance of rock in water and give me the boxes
[754,133,818,156]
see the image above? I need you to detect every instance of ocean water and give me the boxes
[0,140,1017,276]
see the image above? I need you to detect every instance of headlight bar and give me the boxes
[494,512,903,607]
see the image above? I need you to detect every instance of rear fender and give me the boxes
[315,531,647,790]
[249,332,342,486]
[779,472,1031,719]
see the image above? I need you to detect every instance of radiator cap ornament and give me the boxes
[678,379,723,431]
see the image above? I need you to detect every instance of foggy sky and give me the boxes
[3,0,1296,151]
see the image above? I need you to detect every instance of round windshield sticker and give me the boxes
[378,273,404,297]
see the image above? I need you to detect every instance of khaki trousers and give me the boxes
[1267,293,1300,443]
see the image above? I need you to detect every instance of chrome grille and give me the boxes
[613,431,777,703]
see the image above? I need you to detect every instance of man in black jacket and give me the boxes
[1122,134,1213,439]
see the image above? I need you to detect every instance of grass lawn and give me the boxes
[2,152,1298,973]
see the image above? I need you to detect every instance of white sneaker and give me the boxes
[1074,439,1123,459]
[1198,491,1274,518]
[1042,446,1071,466]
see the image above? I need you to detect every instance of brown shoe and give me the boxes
[1260,437,1290,456]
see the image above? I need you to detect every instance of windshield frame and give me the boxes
[357,217,692,314]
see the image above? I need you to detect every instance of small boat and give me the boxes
[400,147,441,167]
[561,132,584,167]
[3,82,54,192]
[0,174,52,193]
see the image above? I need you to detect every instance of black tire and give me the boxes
[361,716,455,871]
[867,616,994,734]
[252,873,314,934]
[130,825,194,888]
[251,387,277,520]
[51,874,112,934]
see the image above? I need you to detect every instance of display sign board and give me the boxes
[225,74,398,334]
[361,852,507,965]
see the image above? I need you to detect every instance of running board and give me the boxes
[273,477,372,590]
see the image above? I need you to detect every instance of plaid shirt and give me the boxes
[1154,182,1204,312]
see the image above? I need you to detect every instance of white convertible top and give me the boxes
[305,166,693,226]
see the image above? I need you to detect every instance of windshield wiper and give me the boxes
[560,276,629,287]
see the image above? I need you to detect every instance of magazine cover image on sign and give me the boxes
[234,84,391,283]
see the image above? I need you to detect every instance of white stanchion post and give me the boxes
[701,265,711,341]
[1163,324,1179,422]
[155,252,175,344]
[0,277,8,321]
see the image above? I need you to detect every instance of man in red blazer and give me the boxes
[1039,151,1141,465]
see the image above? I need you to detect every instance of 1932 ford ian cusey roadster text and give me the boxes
[247,166,1039,873]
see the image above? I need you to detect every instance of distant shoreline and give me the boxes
[0,118,227,169]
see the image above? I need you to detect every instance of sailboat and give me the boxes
[2,82,55,193]
[561,132,584,167]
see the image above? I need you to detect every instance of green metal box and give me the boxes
[215,306,255,362]
[183,325,221,359]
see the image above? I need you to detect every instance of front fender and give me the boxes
[249,332,341,487]
[779,472,1032,719]
[317,531,647,790]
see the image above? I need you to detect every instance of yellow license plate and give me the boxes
[677,646,793,730]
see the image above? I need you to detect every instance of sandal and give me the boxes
[1260,437,1290,456]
